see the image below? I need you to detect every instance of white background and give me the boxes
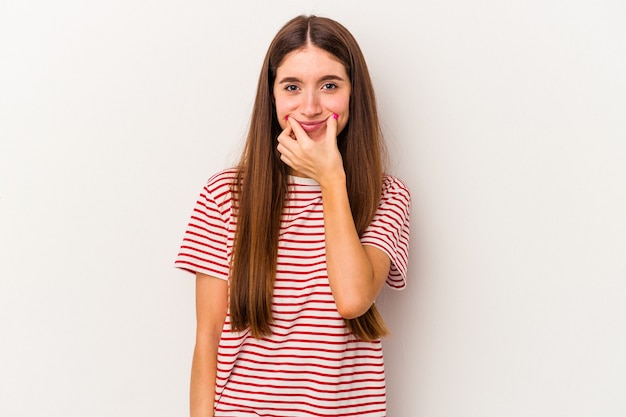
[1,0,624,416]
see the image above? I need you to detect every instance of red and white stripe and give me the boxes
[175,169,411,416]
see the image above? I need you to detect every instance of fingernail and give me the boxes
[285,115,289,121]
[333,113,338,120]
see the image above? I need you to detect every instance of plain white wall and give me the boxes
[1,0,624,416]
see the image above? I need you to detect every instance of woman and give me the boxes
[175,14,411,417]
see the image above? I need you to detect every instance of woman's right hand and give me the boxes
[276,114,345,188]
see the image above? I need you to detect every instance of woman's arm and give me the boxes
[277,116,390,318]
[319,176,391,318]
[190,272,228,417]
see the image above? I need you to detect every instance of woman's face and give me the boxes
[273,45,351,141]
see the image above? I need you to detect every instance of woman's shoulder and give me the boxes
[382,174,411,199]
[198,167,240,204]
[205,167,239,188]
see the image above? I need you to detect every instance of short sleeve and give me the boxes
[361,176,411,289]
[174,170,236,281]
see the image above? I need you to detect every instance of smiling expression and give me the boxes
[273,44,351,141]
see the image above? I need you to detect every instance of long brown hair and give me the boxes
[230,15,389,341]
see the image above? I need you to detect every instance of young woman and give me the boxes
[175,14,411,417]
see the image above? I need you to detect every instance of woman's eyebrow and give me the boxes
[276,74,346,83]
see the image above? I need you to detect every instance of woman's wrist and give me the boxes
[318,169,346,192]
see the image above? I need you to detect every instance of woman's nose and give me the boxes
[300,91,322,116]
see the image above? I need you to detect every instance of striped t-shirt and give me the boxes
[175,168,411,417]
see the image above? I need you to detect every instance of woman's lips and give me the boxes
[298,120,325,133]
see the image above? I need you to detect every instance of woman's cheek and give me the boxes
[275,103,291,126]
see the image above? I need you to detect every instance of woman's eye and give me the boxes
[322,83,337,90]
[285,84,298,92]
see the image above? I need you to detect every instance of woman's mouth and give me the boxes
[298,120,325,133]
